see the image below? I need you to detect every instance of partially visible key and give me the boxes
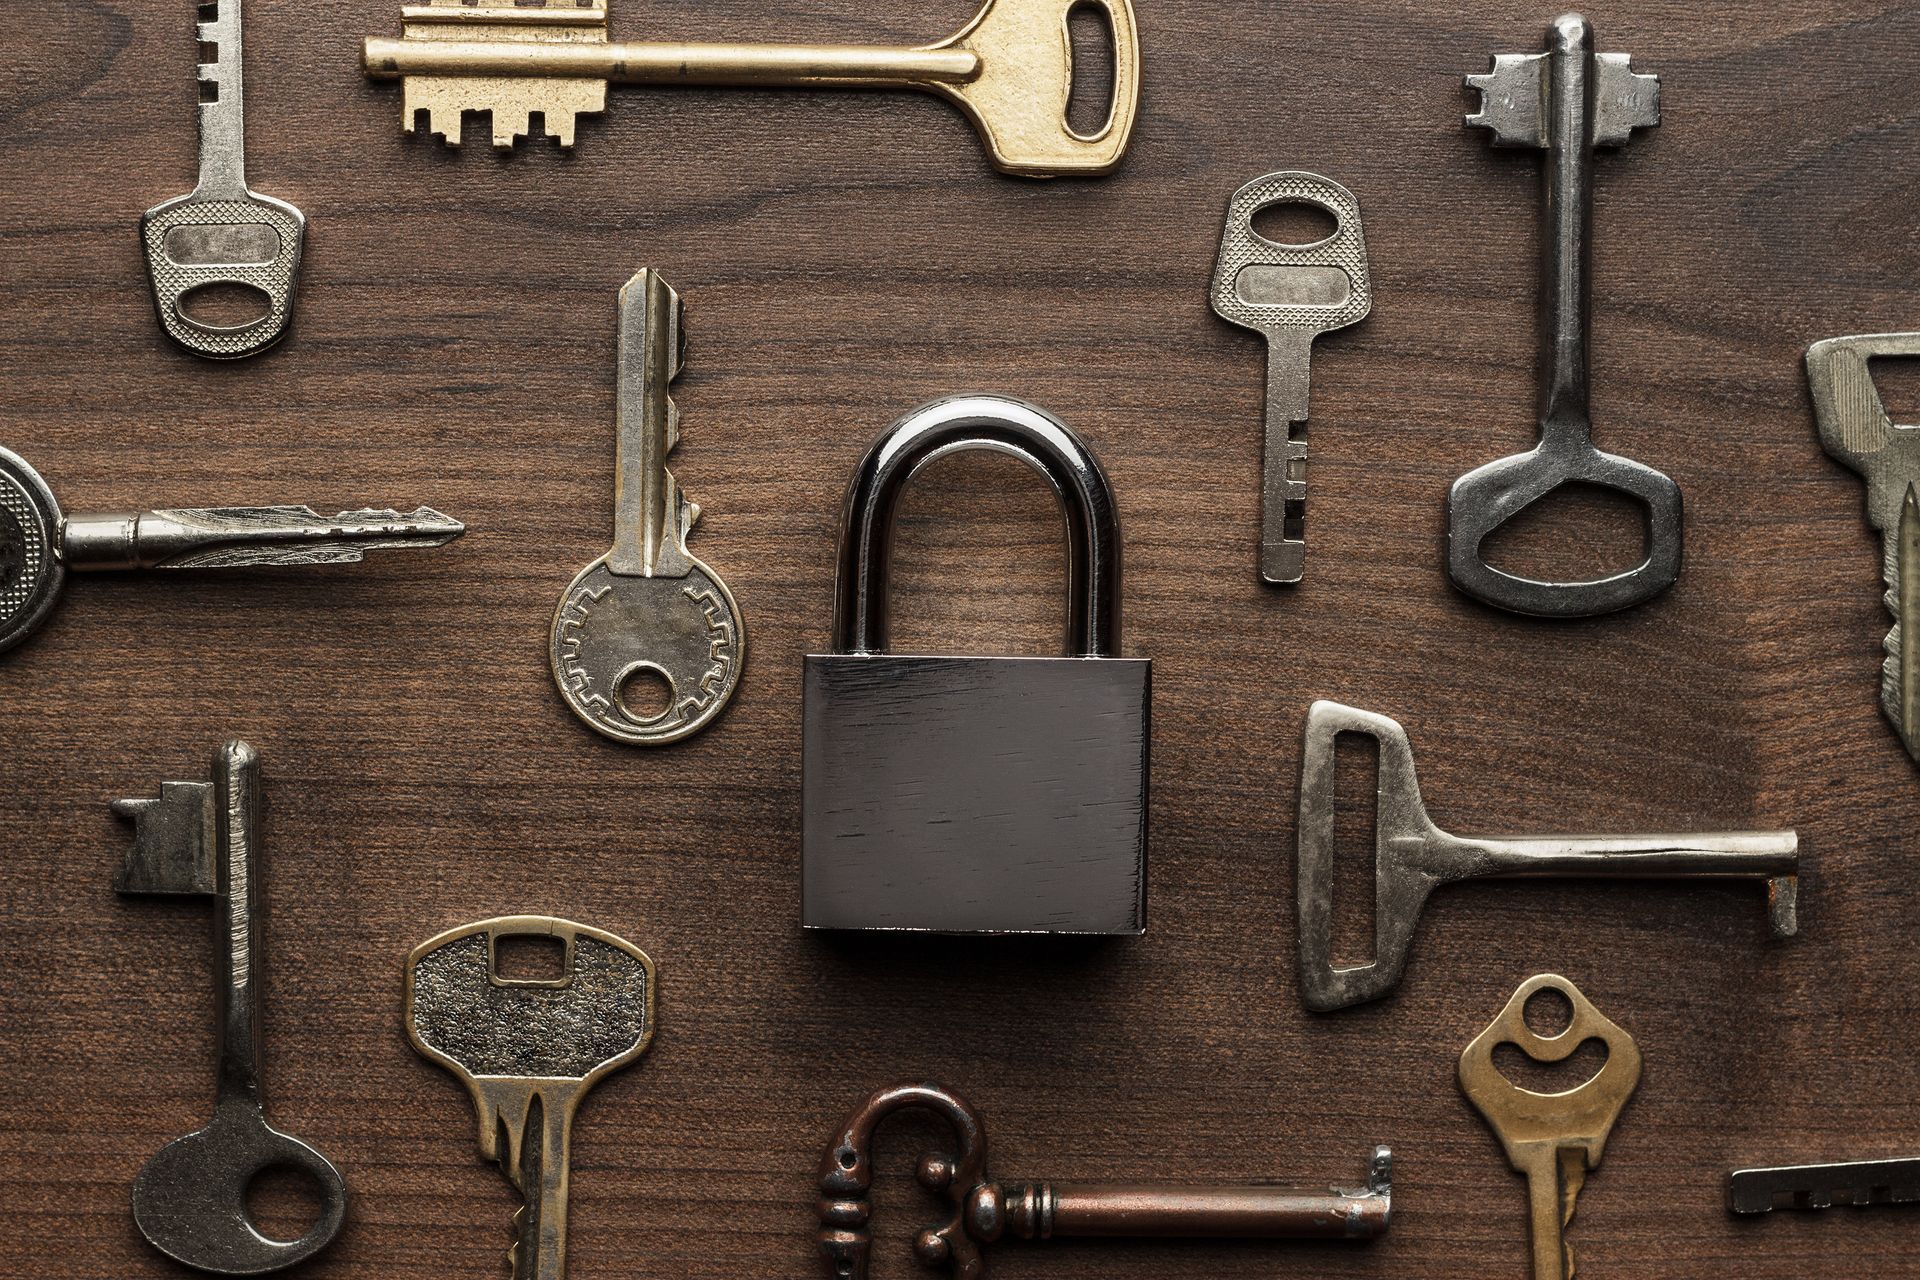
[0,445,464,654]
[1729,1157,1920,1214]
[1460,974,1642,1280]
[550,270,745,745]
[144,0,306,359]
[407,916,656,1280]
[117,741,348,1276]
[1808,333,1920,764]
[1210,171,1372,584]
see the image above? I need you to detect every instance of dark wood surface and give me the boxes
[4,1,1919,1276]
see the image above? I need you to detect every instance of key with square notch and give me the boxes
[1447,14,1679,617]
[1294,702,1799,1011]
[116,742,348,1276]
[1460,974,1641,1280]
[144,0,306,359]
[551,270,744,745]
[1729,1156,1920,1214]
[0,446,464,655]
[1211,171,1372,584]
[407,916,656,1280]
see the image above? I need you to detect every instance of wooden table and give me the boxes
[5,1,1917,1276]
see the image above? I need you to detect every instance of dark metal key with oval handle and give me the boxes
[115,741,347,1276]
[818,1082,1390,1278]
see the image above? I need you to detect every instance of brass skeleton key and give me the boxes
[361,0,1140,177]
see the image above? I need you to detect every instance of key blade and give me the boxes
[1883,485,1920,759]
[1467,53,1547,148]
[73,506,464,571]
[609,268,697,578]
[194,0,249,197]
[1729,1158,1920,1214]
[111,781,215,896]
[1591,53,1660,146]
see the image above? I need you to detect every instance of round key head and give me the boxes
[549,556,744,745]
[0,447,65,654]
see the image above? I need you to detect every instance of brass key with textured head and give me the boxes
[361,0,1140,177]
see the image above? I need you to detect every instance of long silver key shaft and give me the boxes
[0,446,464,654]
[143,0,306,359]
[551,269,745,745]
[1730,1157,1920,1214]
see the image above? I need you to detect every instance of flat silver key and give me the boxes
[1211,171,1372,585]
[143,0,306,359]
[1729,1157,1920,1214]
[408,916,656,1280]
[0,445,464,654]
[1807,333,1920,764]
[551,269,746,745]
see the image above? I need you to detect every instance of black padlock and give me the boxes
[802,395,1152,935]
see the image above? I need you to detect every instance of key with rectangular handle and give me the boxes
[818,1082,1390,1278]
[1294,701,1799,1011]
[407,916,655,1280]
[361,0,1139,177]
[1210,171,1372,584]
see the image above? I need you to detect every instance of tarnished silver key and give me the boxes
[1210,172,1372,585]
[1730,1156,1920,1214]
[143,0,306,359]
[408,916,656,1280]
[1808,333,1920,764]
[0,445,464,654]
[551,270,745,745]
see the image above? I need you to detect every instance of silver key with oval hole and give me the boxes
[1211,172,1373,585]
[550,270,746,745]
[143,0,306,359]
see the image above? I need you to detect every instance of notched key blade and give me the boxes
[1591,53,1660,145]
[111,781,215,896]
[1729,1158,1920,1214]
[142,506,466,569]
[1467,53,1547,148]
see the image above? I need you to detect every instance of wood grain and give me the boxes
[4,1,1920,1276]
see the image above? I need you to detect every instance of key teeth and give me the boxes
[1593,55,1661,145]
[1466,54,1546,147]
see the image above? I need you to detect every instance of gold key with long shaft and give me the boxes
[1460,974,1641,1280]
[361,0,1140,177]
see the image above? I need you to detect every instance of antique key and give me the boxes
[407,916,655,1280]
[1460,974,1642,1280]
[0,445,464,655]
[819,1082,1390,1278]
[361,0,1140,177]
[1729,1156,1920,1214]
[1210,171,1372,585]
[1448,15,1681,617]
[550,270,744,745]
[1808,333,1920,764]
[117,742,348,1275]
[144,0,306,359]
[1295,702,1799,1011]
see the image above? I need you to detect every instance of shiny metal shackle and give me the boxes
[831,394,1123,657]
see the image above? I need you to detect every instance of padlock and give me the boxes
[802,394,1152,935]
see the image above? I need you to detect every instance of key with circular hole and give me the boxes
[1210,172,1372,585]
[0,446,465,656]
[1447,15,1678,617]
[144,0,306,359]
[408,916,656,1280]
[116,742,348,1276]
[1460,974,1642,1280]
[550,270,745,745]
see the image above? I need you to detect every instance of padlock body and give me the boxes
[803,654,1151,935]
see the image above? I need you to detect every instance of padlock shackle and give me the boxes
[833,395,1123,657]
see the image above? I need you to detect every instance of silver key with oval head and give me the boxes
[143,0,306,359]
[551,270,745,744]
[1211,171,1372,585]
[408,917,656,1280]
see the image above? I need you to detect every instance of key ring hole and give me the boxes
[1251,198,1340,249]
[176,281,273,335]
[1065,1,1118,139]
[616,663,676,725]
[1493,1037,1610,1095]
[244,1162,326,1246]
[1478,481,1652,584]
[1523,986,1575,1038]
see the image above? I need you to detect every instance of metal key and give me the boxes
[1448,15,1680,618]
[1210,171,1372,585]
[1729,1157,1920,1214]
[361,0,1140,177]
[144,0,306,359]
[117,742,348,1275]
[407,916,655,1280]
[1295,702,1799,1011]
[550,270,744,745]
[819,1082,1390,1279]
[1808,333,1920,764]
[1460,974,1642,1280]
[0,445,463,655]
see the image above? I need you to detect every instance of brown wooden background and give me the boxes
[5,1,1920,1276]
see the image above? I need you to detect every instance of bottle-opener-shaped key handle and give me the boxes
[819,1083,1390,1279]
[115,742,348,1276]
[1460,974,1642,1280]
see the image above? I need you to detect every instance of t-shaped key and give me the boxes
[819,1082,1390,1279]
[1447,14,1681,618]
[1295,702,1799,1012]
[116,742,348,1275]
